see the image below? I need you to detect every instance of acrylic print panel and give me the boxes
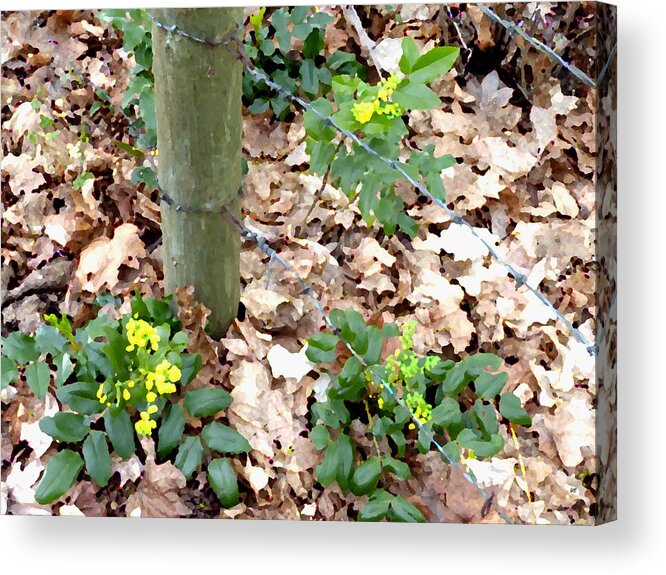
[1,3,616,524]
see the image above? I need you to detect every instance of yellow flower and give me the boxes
[147,404,158,415]
[155,380,177,395]
[146,391,157,403]
[123,389,131,401]
[167,365,181,383]
[377,397,384,409]
[352,101,376,124]
[134,416,156,436]
[405,391,432,424]
[125,318,161,352]
[96,383,107,405]
[142,360,180,396]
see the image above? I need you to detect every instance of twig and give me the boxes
[443,5,470,54]
[342,5,385,74]
[299,141,344,234]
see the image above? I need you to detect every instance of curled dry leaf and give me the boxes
[75,223,146,292]
[125,439,191,518]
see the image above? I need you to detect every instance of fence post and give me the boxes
[151,8,243,337]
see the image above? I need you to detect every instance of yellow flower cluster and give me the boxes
[134,361,180,436]
[405,391,432,430]
[125,317,161,352]
[351,74,403,124]
[144,359,181,396]
[135,410,157,436]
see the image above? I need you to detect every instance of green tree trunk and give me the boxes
[151,8,243,338]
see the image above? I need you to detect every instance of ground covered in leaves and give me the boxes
[2,5,607,523]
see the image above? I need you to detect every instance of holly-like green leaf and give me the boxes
[408,46,459,84]
[34,450,84,504]
[39,413,89,443]
[432,397,462,429]
[208,458,240,508]
[393,82,440,110]
[1,356,19,389]
[399,36,420,74]
[472,399,499,437]
[178,354,201,386]
[358,490,391,521]
[82,430,112,487]
[35,325,68,356]
[305,332,339,364]
[174,436,204,480]
[363,326,384,365]
[351,456,382,496]
[303,98,335,141]
[335,434,354,491]
[499,392,532,426]
[57,381,103,415]
[157,403,185,458]
[417,424,434,453]
[52,352,75,388]
[310,424,330,450]
[25,362,50,400]
[474,371,508,399]
[300,59,318,95]
[425,172,446,201]
[3,333,39,364]
[104,410,135,459]
[316,441,339,486]
[184,387,232,418]
[383,456,411,480]
[398,212,419,238]
[388,496,426,523]
[202,422,251,454]
[456,429,504,458]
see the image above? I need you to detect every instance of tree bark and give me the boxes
[152,8,243,338]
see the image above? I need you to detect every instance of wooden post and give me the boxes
[151,8,243,337]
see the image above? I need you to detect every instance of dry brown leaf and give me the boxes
[125,440,191,518]
[75,223,145,292]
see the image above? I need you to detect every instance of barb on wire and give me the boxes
[152,16,240,48]
[476,5,596,87]
[219,204,517,525]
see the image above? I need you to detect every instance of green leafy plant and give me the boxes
[244,6,366,119]
[1,293,247,508]
[304,37,459,237]
[306,310,531,522]
[99,9,156,152]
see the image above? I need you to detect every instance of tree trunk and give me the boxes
[151,8,243,338]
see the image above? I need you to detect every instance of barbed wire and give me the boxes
[475,5,596,87]
[149,12,598,357]
[241,59,597,357]
[219,204,518,525]
[152,162,518,523]
[145,7,617,524]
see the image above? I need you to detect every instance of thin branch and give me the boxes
[298,141,344,235]
[341,5,385,75]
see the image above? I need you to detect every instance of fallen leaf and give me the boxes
[75,223,146,292]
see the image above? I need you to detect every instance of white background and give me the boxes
[1,0,664,572]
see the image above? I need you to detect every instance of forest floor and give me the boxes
[2,5,609,523]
